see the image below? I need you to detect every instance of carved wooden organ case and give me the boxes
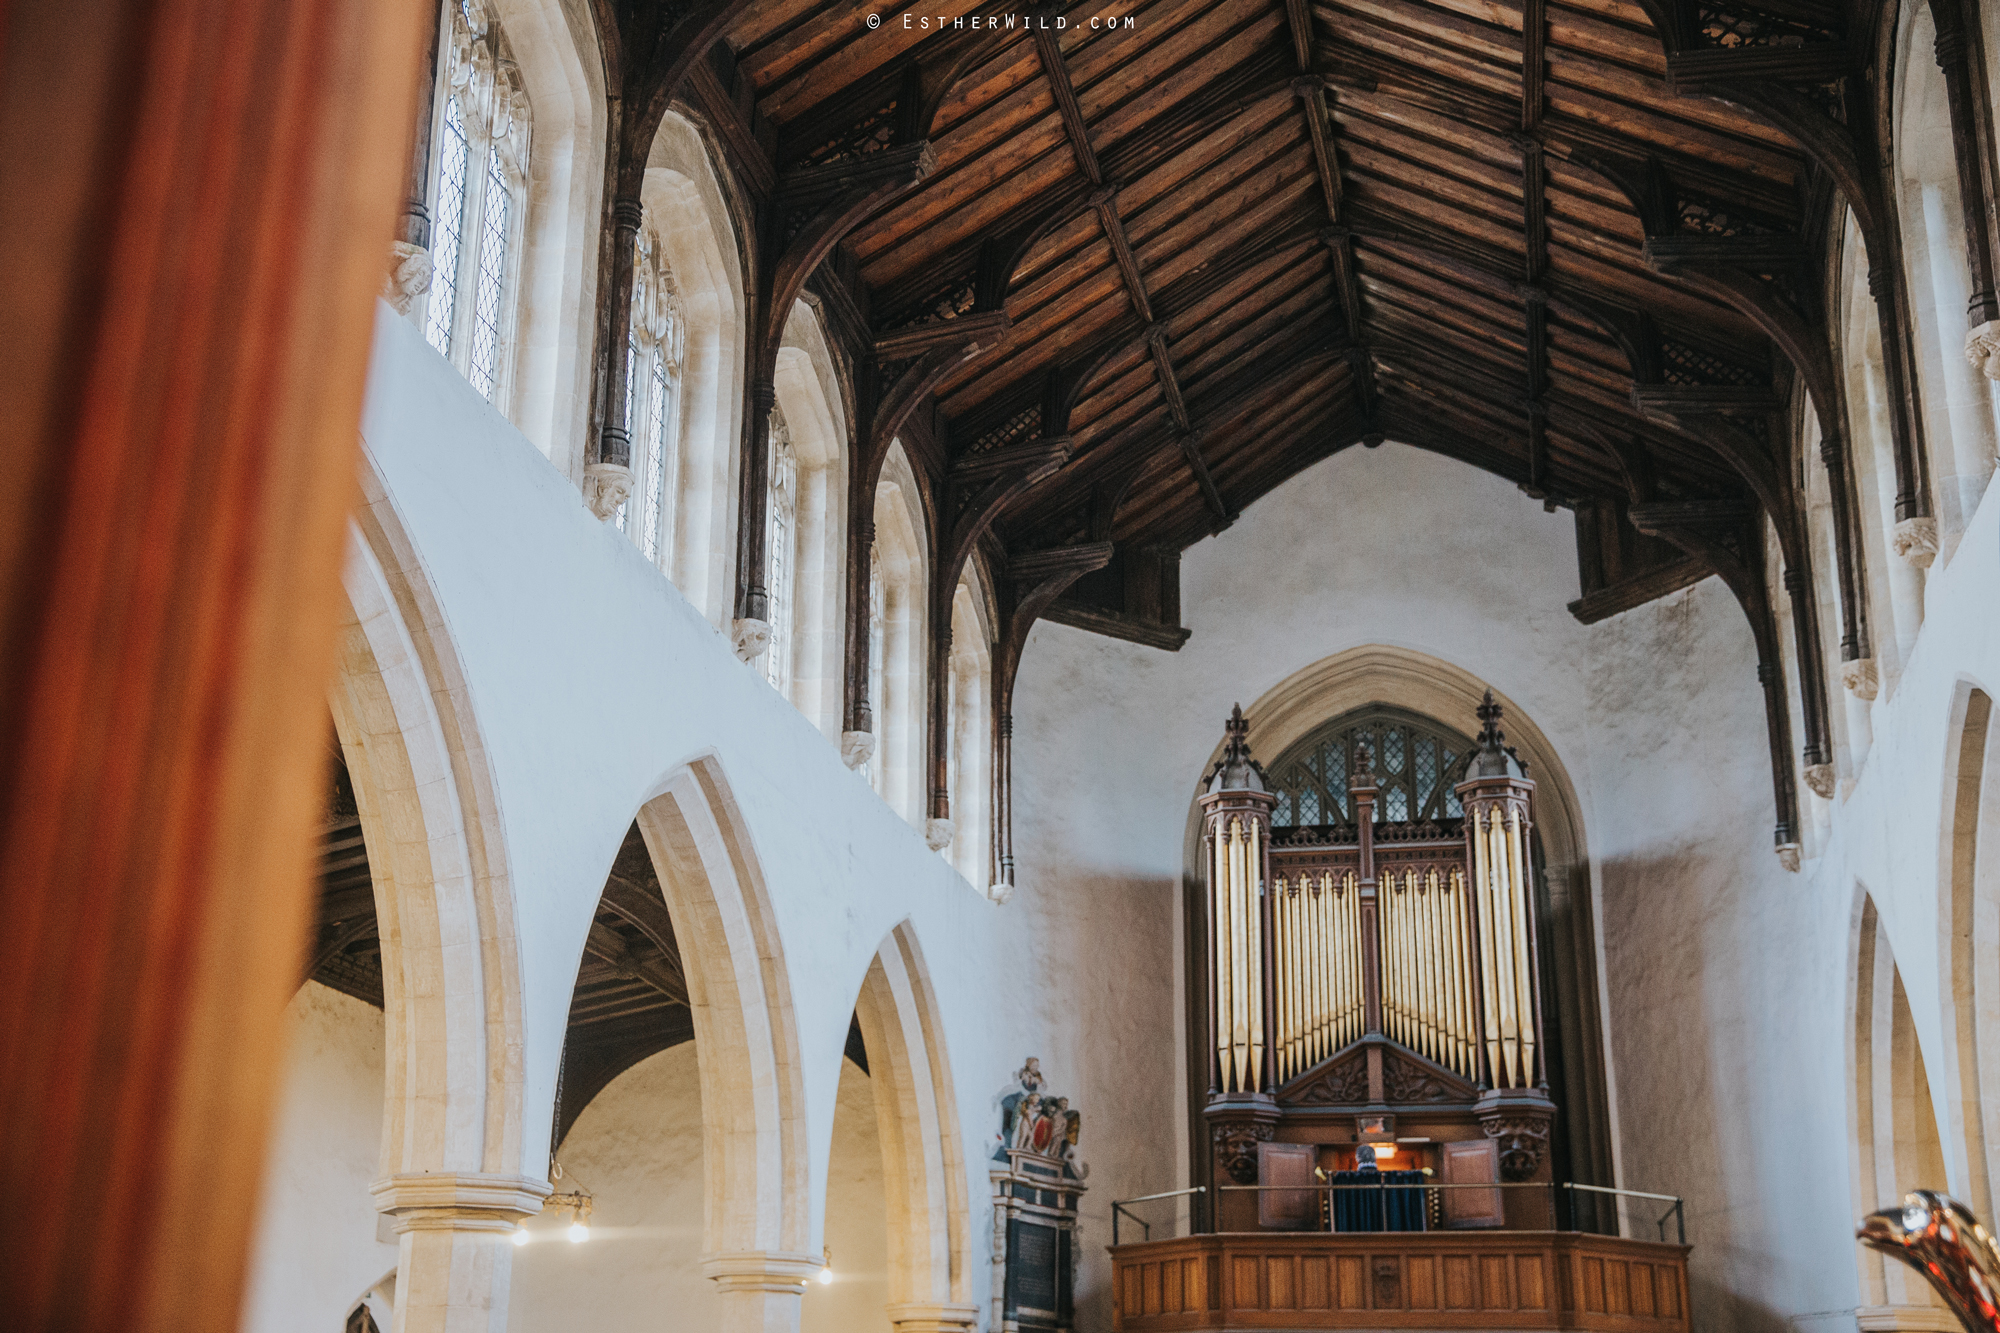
[1198,697,1557,1230]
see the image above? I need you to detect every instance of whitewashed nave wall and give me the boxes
[1009,441,2000,1333]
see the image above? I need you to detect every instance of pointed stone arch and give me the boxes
[1182,645,1613,1221]
[632,757,813,1285]
[335,460,543,1333]
[851,921,975,1333]
[1848,885,1953,1324]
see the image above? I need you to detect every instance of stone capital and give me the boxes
[732,616,773,663]
[384,240,433,315]
[584,461,634,521]
[1965,320,2000,383]
[887,1303,980,1333]
[1892,516,1938,569]
[370,1171,552,1235]
[1842,656,1879,701]
[700,1251,824,1292]
[925,817,955,851]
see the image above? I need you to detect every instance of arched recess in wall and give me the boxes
[772,302,850,739]
[480,0,604,472]
[1841,212,1926,684]
[642,112,749,628]
[1849,889,1953,1322]
[946,564,996,887]
[1894,0,1999,543]
[847,922,975,1330]
[1939,683,2000,1224]
[870,442,931,829]
[337,471,529,1184]
[632,757,812,1266]
[1179,646,1613,1208]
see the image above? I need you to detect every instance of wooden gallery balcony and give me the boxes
[1109,1230,1690,1333]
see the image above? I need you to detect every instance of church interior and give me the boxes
[7,0,2000,1329]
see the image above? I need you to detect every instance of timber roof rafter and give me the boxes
[714,0,1846,576]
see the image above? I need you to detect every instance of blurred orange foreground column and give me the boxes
[0,1,424,1329]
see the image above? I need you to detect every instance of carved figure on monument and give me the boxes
[1012,1093,1044,1152]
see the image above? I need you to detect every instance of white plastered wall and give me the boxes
[307,303,1182,1332]
[242,984,399,1333]
[1008,437,2000,1331]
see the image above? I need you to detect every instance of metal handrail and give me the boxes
[1109,1180,1687,1245]
[1112,1186,1206,1245]
[1564,1182,1686,1244]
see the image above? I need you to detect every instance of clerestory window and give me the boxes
[420,0,530,410]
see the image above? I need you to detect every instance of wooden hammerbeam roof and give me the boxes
[717,0,1834,560]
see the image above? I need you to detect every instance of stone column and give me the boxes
[371,1173,551,1333]
[701,1251,822,1333]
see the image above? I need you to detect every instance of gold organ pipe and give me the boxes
[1311,874,1327,1066]
[1347,871,1362,1046]
[1444,870,1471,1077]
[1506,805,1536,1086]
[1392,872,1408,1048]
[1440,868,1456,1064]
[1487,807,1520,1088]
[1399,871,1417,1051]
[1416,870,1434,1061]
[1408,873,1423,1055]
[1408,873,1422,1054]
[1328,874,1343,1052]
[1399,875,1415,1048]
[1299,874,1314,1073]
[1249,819,1266,1088]
[1280,872,1296,1080]
[1473,806,1503,1087]
[1273,877,1287,1082]
[1297,875,1311,1072]
[1219,822,1232,1091]
[1421,870,1443,1064]
[1437,871,1458,1070]
[1224,820,1240,1088]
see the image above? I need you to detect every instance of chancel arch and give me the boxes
[1182,647,1612,1230]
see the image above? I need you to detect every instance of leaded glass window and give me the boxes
[617,223,684,566]
[417,0,529,409]
[1268,707,1472,827]
[425,96,469,357]
[764,406,798,692]
[467,147,510,400]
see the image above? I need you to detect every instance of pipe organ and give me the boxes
[1197,696,1559,1230]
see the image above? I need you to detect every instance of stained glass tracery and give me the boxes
[1269,708,1472,827]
